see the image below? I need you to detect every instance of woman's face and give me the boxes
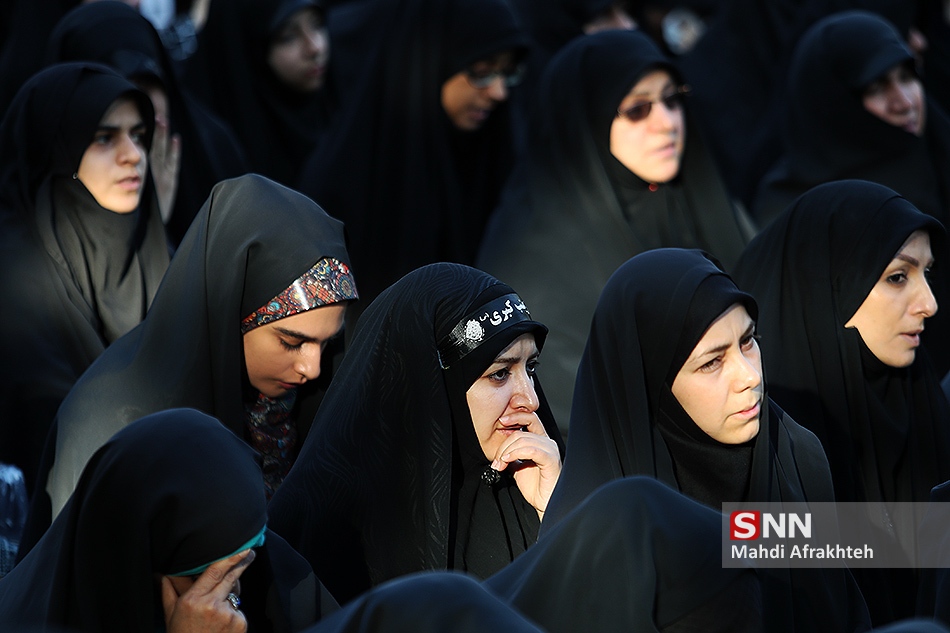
[844,230,937,367]
[466,333,542,461]
[670,304,764,444]
[862,64,926,136]
[243,303,345,397]
[267,7,329,93]
[610,69,685,184]
[76,97,149,214]
[441,51,518,132]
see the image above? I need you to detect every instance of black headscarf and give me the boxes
[542,248,870,633]
[733,179,950,624]
[301,572,546,633]
[19,173,352,554]
[181,0,329,187]
[268,263,563,604]
[0,62,169,495]
[477,29,753,433]
[0,408,333,632]
[488,476,763,633]
[295,0,528,309]
[47,1,251,246]
[754,10,950,228]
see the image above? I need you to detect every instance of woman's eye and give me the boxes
[526,360,539,376]
[886,272,907,285]
[699,357,722,373]
[92,133,111,145]
[280,339,304,351]
[489,368,511,382]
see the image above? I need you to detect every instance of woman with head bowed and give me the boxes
[181,0,330,187]
[20,173,357,555]
[296,0,529,314]
[0,62,169,501]
[477,28,753,434]
[734,179,950,624]
[47,0,250,246]
[269,263,563,604]
[0,408,336,632]
[541,247,870,632]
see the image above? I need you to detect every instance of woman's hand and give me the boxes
[161,549,254,633]
[491,413,561,519]
[150,115,181,224]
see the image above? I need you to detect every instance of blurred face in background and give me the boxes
[610,69,686,184]
[441,50,522,132]
[268,7,329,93]
[862,63,925,136]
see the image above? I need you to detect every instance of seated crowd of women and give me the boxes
[2,2,950,632]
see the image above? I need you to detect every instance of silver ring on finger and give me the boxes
[226,592,241,611]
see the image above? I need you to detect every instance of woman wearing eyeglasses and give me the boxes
[295,0,528,316]
[477,29,754,434]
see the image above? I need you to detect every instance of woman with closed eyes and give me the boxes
[18,173,358,558]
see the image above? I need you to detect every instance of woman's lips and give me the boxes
[734,401,761,420]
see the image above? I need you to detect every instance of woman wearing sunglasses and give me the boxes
[295,0,527,318]
[477,28,753,434]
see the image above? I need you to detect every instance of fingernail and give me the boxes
[491,459,500,469]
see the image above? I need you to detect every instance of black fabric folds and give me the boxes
[542,248,870,633]
[302,572,545,633]
[0,62,169,496]
[182,0,330,187]
[0,408,333,632]
[269,263,563,604]
[295,0,527,308]
[20,174,351,553]
[733,179,950,625]
[477,28,752,432]
[47,1,251,246]
[487,476,763,633]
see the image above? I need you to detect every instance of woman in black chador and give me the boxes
[47,1,250,246]
[0,62,169,498]
[0,408,335,632]
[477,29,752,433]
[296,0,528,312]
[734,179,950,624]
[753,11,950,230]
[542,248,870,633]
[20,174,357,555]
[269,263,564,604]
[182,0,331,187]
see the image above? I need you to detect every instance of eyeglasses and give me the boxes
[616,85,691,122]
[465,64,526,89]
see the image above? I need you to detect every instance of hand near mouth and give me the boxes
[490,413,562,519]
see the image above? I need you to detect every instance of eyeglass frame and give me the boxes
[464,63,527,89]
[616,85,691,123]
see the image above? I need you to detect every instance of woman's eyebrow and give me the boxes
[274,326,319,343]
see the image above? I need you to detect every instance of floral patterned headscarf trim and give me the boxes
[241,257,358,333]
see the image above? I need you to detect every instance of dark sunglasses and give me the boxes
[465,63,526,89]
[616,85,691,123]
